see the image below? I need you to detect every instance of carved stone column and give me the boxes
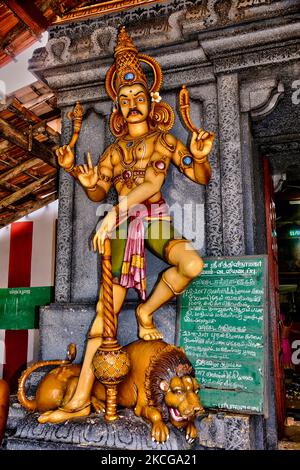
[217,73,245,256]
[203,88,223,257]
[54,108,74,302]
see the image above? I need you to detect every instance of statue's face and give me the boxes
[118,83,149,124]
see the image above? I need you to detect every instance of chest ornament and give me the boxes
[150,157,168,176]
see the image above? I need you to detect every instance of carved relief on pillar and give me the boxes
[217,73,245,256]
[55,108,75,303]
[187,85,223,256]
[204,99,223,256]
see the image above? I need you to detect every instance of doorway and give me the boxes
[266,158,300,445]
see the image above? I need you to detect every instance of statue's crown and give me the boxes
[106,28,174,136]
[105,27,162,102]
[114,27,148,93]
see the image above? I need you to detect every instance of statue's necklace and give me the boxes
[119,137,147,188]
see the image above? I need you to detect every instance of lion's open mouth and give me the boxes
[169,407,186,422]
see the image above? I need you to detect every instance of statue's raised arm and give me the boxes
[56,143,113,203]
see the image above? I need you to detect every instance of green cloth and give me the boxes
[111,219,183,279]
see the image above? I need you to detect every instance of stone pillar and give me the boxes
[203,89,223,257]
[54,108,74,303]
[217,73,245,256]
[70,107,106,303]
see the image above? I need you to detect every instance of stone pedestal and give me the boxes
[6,408,192,451]
[4,398,252,451]
[39,302,177,362]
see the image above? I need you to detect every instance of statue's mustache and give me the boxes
[127,108,143,117]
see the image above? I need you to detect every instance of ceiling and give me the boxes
[0,1,88,68]
[0,80,60,228]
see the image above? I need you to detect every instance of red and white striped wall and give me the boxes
[0,200,58,390]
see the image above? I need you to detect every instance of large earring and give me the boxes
[110,109,128,137]
[149,100,175,132]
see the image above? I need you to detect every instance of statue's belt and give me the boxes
[113,169,146,185]
[116,198,172,227]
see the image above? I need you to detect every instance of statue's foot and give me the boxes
[136,305,163,341]
[38,402,91,424]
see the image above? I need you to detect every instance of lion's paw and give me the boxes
[185,422,197,444]
[91,397,105,414]
[151,422,170,444]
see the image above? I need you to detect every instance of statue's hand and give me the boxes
[190,129,215,160]
[56,144,75,171]
[77,152,99,189]
[93,210,117,254]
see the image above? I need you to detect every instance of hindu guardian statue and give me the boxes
[38,27,214,423]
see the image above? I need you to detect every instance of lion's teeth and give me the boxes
[170,407,184,422]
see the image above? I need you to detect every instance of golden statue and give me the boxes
[38,27,214,424]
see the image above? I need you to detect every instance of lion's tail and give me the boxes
[17,343,77,411]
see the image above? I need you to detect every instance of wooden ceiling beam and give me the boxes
[0,118,57,168]
[0,180,19,192]
[0,193,57,228]
[0,174,53,210]
[10,98,60,143]
[6,204,17,212]
[0,140,14,155]
[0,157,41,181]
[0,23,24,50]
[39,109,61,123]
[24,92,55,110]
[3,0,49,36]
[34,179,57,198]
[0,157,41,185]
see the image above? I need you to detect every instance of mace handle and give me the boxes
[102,237,116,340]
[104,384,119,422]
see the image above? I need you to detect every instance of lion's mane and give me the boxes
[144,344,195,422]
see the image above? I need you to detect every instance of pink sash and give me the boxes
[119,201,169,300]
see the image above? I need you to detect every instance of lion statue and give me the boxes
[18,340,205,444]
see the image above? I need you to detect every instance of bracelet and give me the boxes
[87,185,97,192]
[64,163,75,173]
[194,155,208,164]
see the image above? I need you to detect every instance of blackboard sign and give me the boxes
[178,256,268,415]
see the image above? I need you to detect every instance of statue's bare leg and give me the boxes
[38,284,127,424]
[137,241,203,340]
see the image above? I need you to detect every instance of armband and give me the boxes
[178,151,194,173]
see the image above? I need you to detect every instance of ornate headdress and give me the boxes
[106,27,174,137]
